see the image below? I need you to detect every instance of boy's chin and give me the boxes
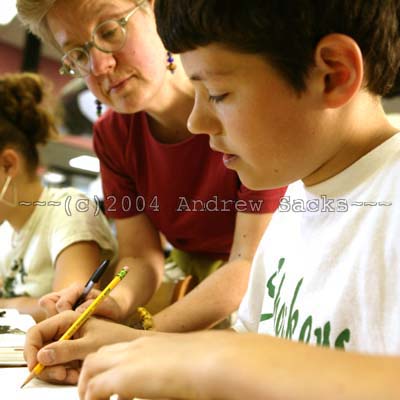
[238,170,284,191]
[238,170,265,190]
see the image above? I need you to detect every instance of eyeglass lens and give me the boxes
[63,19,127,76]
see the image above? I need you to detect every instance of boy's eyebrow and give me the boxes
[189,69,233,81]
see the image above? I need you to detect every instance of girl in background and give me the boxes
[0,72,117,321]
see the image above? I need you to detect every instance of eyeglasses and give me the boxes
[59,0,145,77]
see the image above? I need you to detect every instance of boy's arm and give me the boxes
[77,330,400,399]
[205,333,400,400]
[152,212,272,332]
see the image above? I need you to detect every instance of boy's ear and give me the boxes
[0,149,20,178]
[314,33,363,108]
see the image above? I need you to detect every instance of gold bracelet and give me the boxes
[132,306,153,330]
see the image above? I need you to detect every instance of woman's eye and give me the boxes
[101,28,118,40]
[208,93,228,103]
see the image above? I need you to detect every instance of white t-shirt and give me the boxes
[0,187,117,298]
[235,133,400,355]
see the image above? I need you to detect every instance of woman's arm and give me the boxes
[106,213,166,320]
[152,212,273,332]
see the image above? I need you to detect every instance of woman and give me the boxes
[17,0,286,331]
[0,72,117,322]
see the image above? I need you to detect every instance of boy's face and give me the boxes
[181,44,333,189]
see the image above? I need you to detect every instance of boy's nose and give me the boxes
[187,99,221,136]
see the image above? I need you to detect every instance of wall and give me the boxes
[0,40,69,93]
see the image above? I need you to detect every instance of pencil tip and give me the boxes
[20,372,35,389]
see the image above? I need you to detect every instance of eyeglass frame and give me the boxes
[59,0,146,77]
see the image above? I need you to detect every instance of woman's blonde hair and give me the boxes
[17,0,150,53]
[16,0,62,53]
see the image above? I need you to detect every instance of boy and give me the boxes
[154,0,400,352]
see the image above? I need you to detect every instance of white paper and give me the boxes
[0,309,36,366]
[0,309,36,347]
[0,367,79,399]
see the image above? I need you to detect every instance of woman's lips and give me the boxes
[109,76,131,94]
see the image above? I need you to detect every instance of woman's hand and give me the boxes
[39,285,126,322]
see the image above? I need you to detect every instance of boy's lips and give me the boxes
[222,153,239,166]
[210,145,239,167]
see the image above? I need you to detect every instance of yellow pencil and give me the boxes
[20,266,129,388]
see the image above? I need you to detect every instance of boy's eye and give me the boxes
[208,93,228,103]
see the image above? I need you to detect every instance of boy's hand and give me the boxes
[77,332,229,400]
[24,311,140,385]
[25,311,86,384]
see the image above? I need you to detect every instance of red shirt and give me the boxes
[93,111,286,259]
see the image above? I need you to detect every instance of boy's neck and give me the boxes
[303,94,398,187]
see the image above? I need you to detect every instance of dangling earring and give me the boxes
[0,176,18,207]
[166,51,177,74]
[95,99,103,118]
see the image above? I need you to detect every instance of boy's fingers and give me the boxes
[24,311,81,367]
[38,365,79,384]
[37,336,92,366]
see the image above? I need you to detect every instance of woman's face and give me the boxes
[47,0,168,113]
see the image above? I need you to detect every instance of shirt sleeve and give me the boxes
[47,190,117,264]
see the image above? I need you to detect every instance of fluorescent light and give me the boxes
[69,155,100,173]
[43,171,67,185]
[0,1,17,25]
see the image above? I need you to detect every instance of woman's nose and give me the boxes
[89,47,116,76]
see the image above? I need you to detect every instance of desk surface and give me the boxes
[0,367,153,399]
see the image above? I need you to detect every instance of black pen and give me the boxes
[72,259,110,310]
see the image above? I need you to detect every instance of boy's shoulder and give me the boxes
[329,132,400,197]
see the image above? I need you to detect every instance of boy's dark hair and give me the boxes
[155,0,400,95]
